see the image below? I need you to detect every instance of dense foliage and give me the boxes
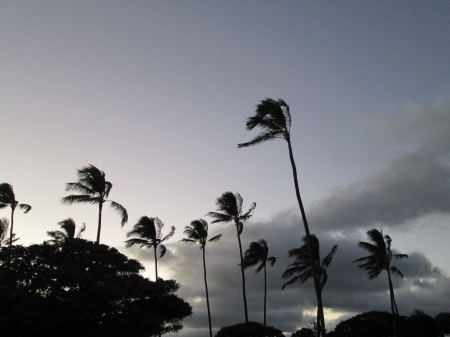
[0,239,192,337]
[215,321,285,337]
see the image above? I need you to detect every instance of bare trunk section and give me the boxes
[203,247,213,337]
[7,206,15,266]
[387,269,398,337]
[96,203,103,244]
[287,139,326,337]
[237,227,249,336]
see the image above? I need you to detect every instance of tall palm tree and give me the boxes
[282,234,338,335]
[61,164,128,244]
[242,239,276,328]
[125,216,175,280]
[206,191,256,332]
[47,218,86,243]
[0,183,31,264]
[180,219,222,337]
[353,229,408,337]
[237,98,326,336]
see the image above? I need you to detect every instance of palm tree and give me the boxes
[206,191,256,332]
[282,234,338,335]
[47,218,86,243]
[0,183,31,264]
[180,219,222,337]
[61,164,128,244]
[242,239,276,328]
[237,98,326,336]
[125,216,175,280]
[353,229,408,337]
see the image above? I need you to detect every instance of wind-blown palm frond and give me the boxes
[61,164,127,244]
[282,234,338,291]
[46,218,86,243]
[0,218,9,246]
[353,229,408,337]
[125,216,174,280]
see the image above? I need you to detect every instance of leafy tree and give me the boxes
[207,191,256,331]
[282,234,337,335]
[0,239,192,337]
[435,312,450,337]
[61,164,128,244]
[237,98,326,336]
[47,218,86,243]
[353,229,408,337]
[180,218,222,337]
[291,327,315,337]
[215,321,285,337]
[125,216,175,280]
[331,311,401,337]
[400,309,438,337]
[242,239,276,328]
[0,183,31,264]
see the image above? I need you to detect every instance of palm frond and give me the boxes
[0,183,15,202]
[268,256,276,267]
[322,245,338,269]
[18,203,32,213]
[393,253,408,260]
[61,195,99,205]
[390,266,404,279]
[159,244,167,259]
[179,238,197,245]
[206,211,233,224]
[208,234,222,243]
[109,200,128,226]
[76,223,86,238]
[281,275,302,290]
[236,221,243,236]
[161,226,175,242]
[237,130,284,148]
[124,237,152,249]
[65,182,95,195]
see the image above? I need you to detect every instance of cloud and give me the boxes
[308,97,450,232]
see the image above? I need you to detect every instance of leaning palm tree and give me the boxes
[61,164,128,244]
[180,219,222,337]
[47,218,86,244]
[0,183,31,265]
[237,98,326,336]
[282,234,338,335]
[353,229,408,337]
[242,239,276,328]
[206,191,256,332]
[125,216,175,280]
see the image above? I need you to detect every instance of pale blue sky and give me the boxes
[1,1,450,335]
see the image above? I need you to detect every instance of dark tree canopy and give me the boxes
[291,327,315,337]
[435,312,450,336]
[399,310,438,337]
[215,321,285,337]
[0,239,192,337]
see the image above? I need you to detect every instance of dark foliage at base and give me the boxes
[0,240,192,337]
[291,327,315,337]
[215,321,285,337]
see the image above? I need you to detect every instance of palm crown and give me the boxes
[282,234,338,291]
[125,216,175,280]
[180,219,222,249]
[353,229,408,280]
[237,98,291,148]
[61,164,128,244]
[47,218,86,243]
[242,239,276,273]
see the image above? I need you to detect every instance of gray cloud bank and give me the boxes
[126,98,450,336]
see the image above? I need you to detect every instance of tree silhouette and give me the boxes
[180,218,222,337]
[0,183,31,265]
[47,218,86,243]
[206,191,256,332]
[242,239,276,328]
[353,229,408,337]
[0,218,9,247]
[125,216,175,280]
[282,234,337,334]
[237,98,326,336]
[61,164,128,244]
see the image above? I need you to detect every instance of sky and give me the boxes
[1,1,450,336]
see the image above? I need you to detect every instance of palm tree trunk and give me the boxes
[237,229,249,334]
[203,247,213,337]
[96,203,103,244]
[7,206,15,266]
[264,264,267,328]
[154,244,158,280]
[387,269,398,337]
[286,139,326,337]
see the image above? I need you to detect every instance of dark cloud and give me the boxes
[308,99,450,232]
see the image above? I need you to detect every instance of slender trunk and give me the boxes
[236,227,249,335]
[96,202,103,244]
[287,139,326,337]
[154,244,158,280]
[387,269,398,337]
[7,206,15,267]
[263,264,267,328]
[203,247,213,337]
